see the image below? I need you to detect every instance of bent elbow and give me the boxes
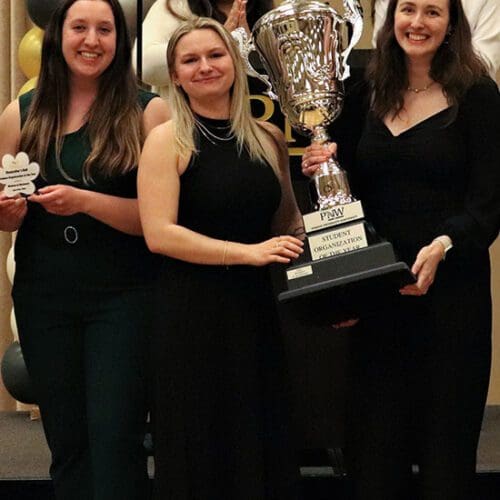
[144,234,163,255]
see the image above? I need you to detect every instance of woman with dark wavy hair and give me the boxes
[134,0,273,97]
[0,0,168,498]
[372,0,500,77]
[301,0,499,499]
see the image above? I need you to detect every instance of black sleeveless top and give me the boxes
[176,114,281,245]
[13,89,160,293]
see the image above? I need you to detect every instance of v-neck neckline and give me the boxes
[380,106,454,138]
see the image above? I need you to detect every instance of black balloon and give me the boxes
[1,342,37,404]
[26,0,65,29]
[26,1,156,34]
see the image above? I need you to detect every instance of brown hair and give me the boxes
[369,0,488,119]
[20,0,143,184]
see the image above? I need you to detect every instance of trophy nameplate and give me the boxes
[236,0,415,323]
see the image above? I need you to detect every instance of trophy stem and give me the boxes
[311,127,355,209]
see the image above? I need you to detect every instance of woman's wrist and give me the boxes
[78,189,94,216]
[432,235,453,260]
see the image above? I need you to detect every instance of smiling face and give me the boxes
[171,28,235,113]
[62,0,116,84]
[394,0,450,63]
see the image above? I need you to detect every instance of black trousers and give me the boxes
[13,287,153,500]
[344,268,492,500]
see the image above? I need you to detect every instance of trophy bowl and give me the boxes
[234,0,415,324]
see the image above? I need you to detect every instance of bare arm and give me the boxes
[138,121,303,265]
[0,100,27,232]
[259,121,304,237]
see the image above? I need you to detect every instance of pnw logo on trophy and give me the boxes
[236,0,414,322]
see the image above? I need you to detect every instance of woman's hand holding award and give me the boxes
[1,152,40,197]
[237,0,415,324]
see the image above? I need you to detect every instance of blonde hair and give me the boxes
[166,17,279,173]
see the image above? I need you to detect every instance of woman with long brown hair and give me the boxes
[0,0,168,498]
[302,0,499,498]
[372,0,500,77]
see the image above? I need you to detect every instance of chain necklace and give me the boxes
[407,81,435,94]
[194,117,235,145]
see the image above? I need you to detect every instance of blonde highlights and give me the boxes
[20,0,143,184]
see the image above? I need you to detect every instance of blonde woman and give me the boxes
[138,17,303,500]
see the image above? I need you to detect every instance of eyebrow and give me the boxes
[398,1,444,10]
[178,46,226,56]
[68,17,114,24]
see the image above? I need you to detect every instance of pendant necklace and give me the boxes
[407,81,435,94]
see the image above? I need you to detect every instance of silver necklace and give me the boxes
[407,81,434,94]
[194,118,235,145]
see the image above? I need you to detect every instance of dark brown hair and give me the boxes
[20,0,143,183]
[369,0,488,119]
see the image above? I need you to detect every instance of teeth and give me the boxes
[80,52,98,59]
[408,33,427,41]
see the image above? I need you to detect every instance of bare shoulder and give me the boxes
[145,119,174,146]
[0,99,21,127]
[143,97,170,134]
[0,99,21,154]
[140,120,188,175]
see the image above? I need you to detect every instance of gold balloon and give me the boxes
[6,246,15,284]
[18,27,44,79]
[17,77,38,97]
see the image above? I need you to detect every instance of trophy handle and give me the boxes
[339,0,364,81]
[231,28,278,100]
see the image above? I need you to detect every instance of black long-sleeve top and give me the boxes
[330,76,500,266]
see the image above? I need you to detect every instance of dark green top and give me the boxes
[13,89,160,293]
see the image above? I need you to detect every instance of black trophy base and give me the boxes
[278,242,415,326]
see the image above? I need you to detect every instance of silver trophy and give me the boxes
[234,0,363,210]
[235,1,415,323]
